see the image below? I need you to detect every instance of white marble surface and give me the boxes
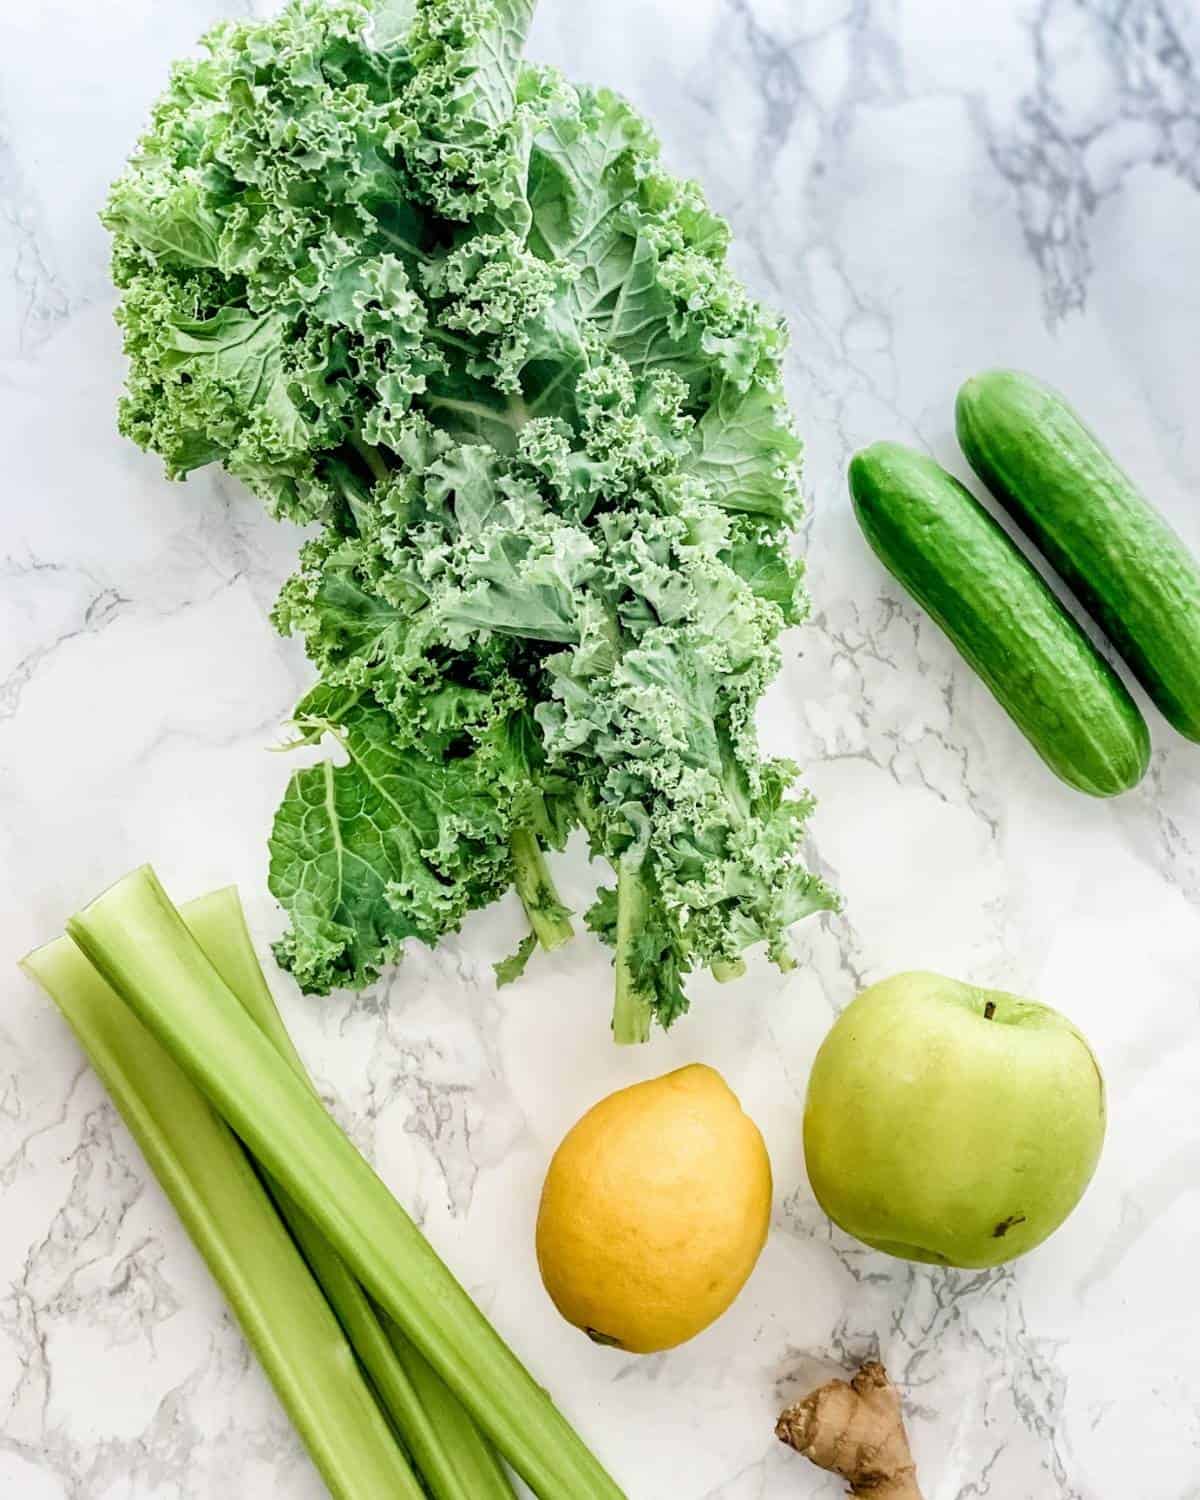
[3,0,1200,1496]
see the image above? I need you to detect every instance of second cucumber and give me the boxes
[849,442,1149,797]
[957,370,1200,742]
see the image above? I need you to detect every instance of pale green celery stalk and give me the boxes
[612,859,652,1045]
[509,828,574,952]
[379,1311,518,1498]
[19,937,425,1500]
[181,888,516,1500]
[68,866,625,1500]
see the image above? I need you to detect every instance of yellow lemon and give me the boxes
[535,1064,772,1354]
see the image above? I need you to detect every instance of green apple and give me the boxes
[803,971,1106,1268]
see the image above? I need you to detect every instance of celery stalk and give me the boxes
[181,888,517,1500]
[269,1189,521,1500]
[68,866,625,1500]
[20,937,425,1500]
[377,1311,520,1499]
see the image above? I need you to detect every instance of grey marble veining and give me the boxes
[3,1,1200,1496]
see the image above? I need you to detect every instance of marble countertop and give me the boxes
[3,1,1200,1496]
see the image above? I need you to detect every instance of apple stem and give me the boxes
[984,1001,996,1020]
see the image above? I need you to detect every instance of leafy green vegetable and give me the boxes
[66,866,624,1499]
[509,826,574,951]
[493,931,539,987]
[105,0,835,1036]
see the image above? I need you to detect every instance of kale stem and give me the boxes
[612,860,652,1046]
[426,326,480,357]
[711,957,746,983]
[509,829,573,952]
[349,434,392,485]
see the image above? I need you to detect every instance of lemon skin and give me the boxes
[535,1064,772,1354]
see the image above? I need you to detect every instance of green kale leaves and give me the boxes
[105,0,836,1038]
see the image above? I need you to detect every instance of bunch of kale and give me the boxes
[104,0,834,1039]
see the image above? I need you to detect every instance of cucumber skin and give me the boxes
[957,369,1200,741]
[849,442,1150,797]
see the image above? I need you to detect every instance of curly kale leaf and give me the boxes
[493,931,538,988]
[107,0,836,1036]
[268,687,514,992]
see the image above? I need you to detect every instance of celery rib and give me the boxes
[20,937,425,1500]
[68,866,625,1500]
[182,888,517,1500]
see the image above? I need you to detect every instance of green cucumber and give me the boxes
[957,369,1200,741]
[848,441,1150,797]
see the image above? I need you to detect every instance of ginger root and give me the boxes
[776,1360,923,1499]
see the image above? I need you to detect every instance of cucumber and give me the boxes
[848,441,1150,797]
[957,369,1200,741]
